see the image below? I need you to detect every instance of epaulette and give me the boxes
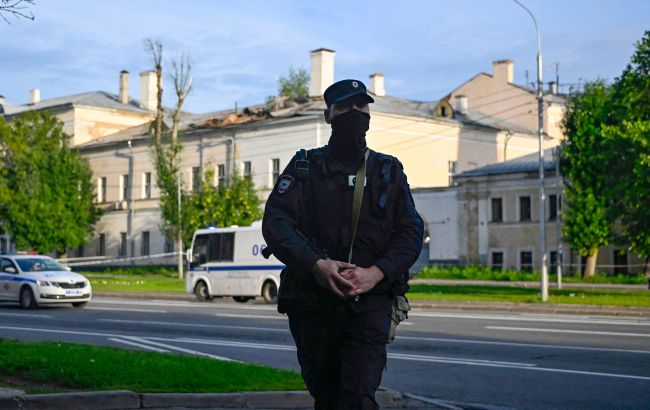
[293,148,309,180]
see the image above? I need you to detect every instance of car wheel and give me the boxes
[233,296,252,303]
[194,281,211,301]
[19,286,37,310]
[262,280,278,304]
[72,302,87,308]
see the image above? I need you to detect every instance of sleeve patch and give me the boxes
[276,175,295,194]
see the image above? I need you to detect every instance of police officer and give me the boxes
[262,79,423,409]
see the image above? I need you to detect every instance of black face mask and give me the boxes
[328,109,370,162]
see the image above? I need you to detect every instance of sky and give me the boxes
[1,0,648,113]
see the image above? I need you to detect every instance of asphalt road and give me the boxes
[1,297,649,410]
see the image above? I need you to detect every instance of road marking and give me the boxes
[121,336,236,362]
[397,335,650,355]
[486,326,650,338]
[86,307,166,313]
[172,337,296,351]
[388,352,535,367]
[98,319,287,333]
[213,313,286,320]
[0,312,52,319]
[109,337,169,353]
[92,298,278,311]
[410,311,650,327]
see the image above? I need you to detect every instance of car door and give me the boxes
[0,258,18,299]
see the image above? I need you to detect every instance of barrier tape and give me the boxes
[59,252,180,267]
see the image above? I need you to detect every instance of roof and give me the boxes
[0,91,154,116]
[456,148,557,178]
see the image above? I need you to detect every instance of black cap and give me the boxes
[324,79,375,108]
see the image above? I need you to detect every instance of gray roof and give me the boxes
[1,91,153,116]
[456,148,557,177]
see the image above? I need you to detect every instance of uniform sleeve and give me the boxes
[262,156,322,272]
[374,169,424,286]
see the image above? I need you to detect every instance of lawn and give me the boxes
[0,339,304,394]
[86,273,184,293]
[408,284,650,307]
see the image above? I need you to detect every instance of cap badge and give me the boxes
[352,81,358,88]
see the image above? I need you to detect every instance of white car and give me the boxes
[0,254,92,309]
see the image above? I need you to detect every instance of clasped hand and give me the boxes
[312,259,384,299]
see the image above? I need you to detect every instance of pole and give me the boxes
[127,140,135,266]
[514,0,548,301]
[555,147,563,289]
[177,170,183,279]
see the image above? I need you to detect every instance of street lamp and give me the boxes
[513,0,549,301]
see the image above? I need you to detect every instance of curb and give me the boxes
[0,388,442,409]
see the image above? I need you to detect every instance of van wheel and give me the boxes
[262,281,278,304]
[233,296,252,303]
[19,286,37,310]
[194,281,211,301]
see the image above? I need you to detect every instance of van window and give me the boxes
[209,233,235,262]
[192,234,210,265]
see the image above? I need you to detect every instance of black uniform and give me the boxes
[263,145,423,409]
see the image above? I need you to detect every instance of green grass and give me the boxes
[0,339,304,394]
[415,265,647,285]
[85,273,184,292]
[408,284,650,307]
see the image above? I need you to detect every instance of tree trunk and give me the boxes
[177,236,184,280]
[584,250,598,278]
[643,256,650,277]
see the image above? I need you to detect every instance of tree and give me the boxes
[0,111,101,253]
[185,169,262,246]
[560,81,612,277]
[277,67,310,99]
[605,31,650,274]
[0,0,36,24]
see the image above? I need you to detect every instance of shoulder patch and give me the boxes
[276,175,295,194]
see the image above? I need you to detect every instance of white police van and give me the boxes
[186,221,284,303]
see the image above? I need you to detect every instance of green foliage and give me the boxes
[185,168,262,246]
[277,67,309,99]
[0,338,305,393]
[0,111,101,253]
[560,80,612,258]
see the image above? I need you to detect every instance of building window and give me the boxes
[243,161,252,178]
[120,174,130,201]
[218,164,226,187]
[519,196,531,221]
[119,232,127,257]
[164,235,174,253]
[143,172,152,199]
[549,194,561,221]
[440,106,447,117]
[550,251,558,274]
[77,245,84,258]
[271,158,280,184]
[613,249,628,275]
[0,236,7,253]
[141,231,150,256]
[192,166,201,191]
[520,251,533,272]
[491,198,503,222]
[98,233,106,257]
[491,251,504,270]
[448,160,457,186]
[98,177,107,203]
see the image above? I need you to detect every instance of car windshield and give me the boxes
[15,258,67,272]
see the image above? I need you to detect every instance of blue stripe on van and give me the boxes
[203,265,285,271]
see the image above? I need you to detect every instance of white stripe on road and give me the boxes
[213,313,285,320]
[109,337,170,353]
[410,311,650,327]
[98,319,287,333]
[486,326,650,338]
[92,298,278,311]
[172,337,296,351]
[120,336,236,362]
[388,352,535,367]
[86,307,166,313]
[0,312,52,319]
[397,335,650,355]
[2,325,649,381]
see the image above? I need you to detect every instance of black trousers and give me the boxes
[286,298,392,410]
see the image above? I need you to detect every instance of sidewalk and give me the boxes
[0,387,457,409]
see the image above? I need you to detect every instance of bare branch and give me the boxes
[169,53,193,145]
[0,0,36,24]
[144,38,164,146]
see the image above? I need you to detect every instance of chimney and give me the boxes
[548,81,558,95]
[29,88,41,105]
[492,59,514,84]
[139,70,157,111]
[119,70,129,104]
[309,48,335,97]
[369,72,385,97]
[454,95,468,115]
